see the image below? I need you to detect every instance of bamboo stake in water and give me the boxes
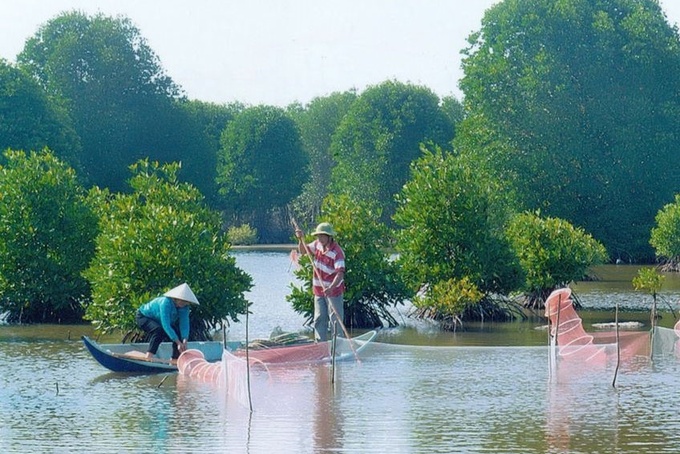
[612,302,620,388]
[245,301,253,412]
[548,292,562,383]
[650,293,657,364]
[157,375,169,388]
[331,323,337,384]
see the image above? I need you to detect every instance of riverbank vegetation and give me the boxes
[2,0,680,332]
[83,160,252,341]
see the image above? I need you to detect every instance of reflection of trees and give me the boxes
[313,365,344,452]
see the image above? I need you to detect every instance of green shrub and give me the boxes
[287,194,409,329]
[83,160,252,340]
[0,149,97,323]
[506,211,608,307]
[632,267,664,298]
[650,194,680,271]
[414,277,483,313]
[228,224,258,245]
[394,146,522,296]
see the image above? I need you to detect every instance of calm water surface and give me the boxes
[1,252,680,453]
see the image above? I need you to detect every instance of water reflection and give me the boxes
[544,327,680,453]
[2,332,680,453]
[313,365,343,452]
[3,258,680,452]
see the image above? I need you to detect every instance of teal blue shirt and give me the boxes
[138,296,190,342]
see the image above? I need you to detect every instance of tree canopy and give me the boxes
[17,11,186,192]
[216,105,308,239]
[330,80,454,223]
[459,0,680,262]
[289,91,357,224]
[0,149,98,323]
[177,100,246,204]
[0,59,81,168]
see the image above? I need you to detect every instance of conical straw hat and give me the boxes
[164,283,199,305]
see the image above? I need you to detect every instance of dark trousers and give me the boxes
[135,312,181,359]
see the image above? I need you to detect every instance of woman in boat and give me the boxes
[135,283,200,362]
[295,222,346,342]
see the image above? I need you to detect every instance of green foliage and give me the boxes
[394,146,522,296]
[413,277,483,327]
[459,0,680,261]
[330,80,455,224]
[83,160,252,340]
[287,253,315,320]
[0,149,98,323]
[216,105,308,234]
[632,266,665,324]
[650,194,680,270]
[440,96,465,134]
[632,267,664,296]
[227,224,258,245]
[182,100,245,154]
[178,100,245,204]
[506,211,609,305]
[0,59,81,169]
[287,194,410,329]
[289,91,357,224]
[18,11,186,192]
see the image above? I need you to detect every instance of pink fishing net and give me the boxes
[177,333,372,410]
[545,288,650,365]
[177,349,225,384]
[177,347,261,408]
[233,342,331,365]
[545,288,606,362]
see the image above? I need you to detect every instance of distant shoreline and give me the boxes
[232,244,296,252]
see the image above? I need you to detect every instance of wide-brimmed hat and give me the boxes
[164,283,199,305]
[311,222,336,237]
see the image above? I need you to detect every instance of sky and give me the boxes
[1,0,679,107]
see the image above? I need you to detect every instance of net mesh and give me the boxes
[651,321,680,360]
[177,333,373,408]
[222,349,254,409]
[545,288,606,363]
[233,342,331,364]
[545,288,656,381]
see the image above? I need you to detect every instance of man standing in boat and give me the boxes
[295,222,346,342]
[135,283,200,363]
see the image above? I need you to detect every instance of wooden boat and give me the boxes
[85,329,378,374]
[82,336,225,373]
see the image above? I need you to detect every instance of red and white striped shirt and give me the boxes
[308,239,345,297]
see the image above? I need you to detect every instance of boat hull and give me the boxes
[82,336,224,373]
